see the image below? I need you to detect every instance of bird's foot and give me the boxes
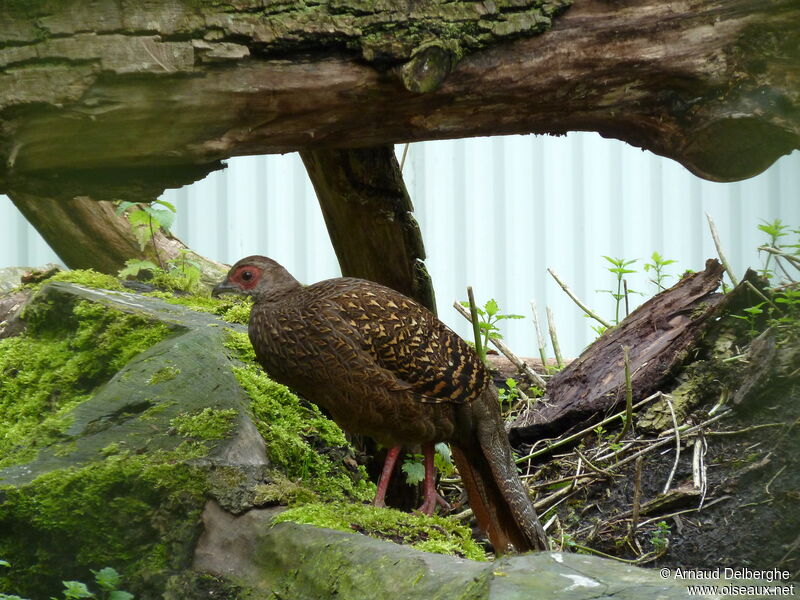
[415,492,451,516]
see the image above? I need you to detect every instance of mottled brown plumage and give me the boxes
[213,256,547,553]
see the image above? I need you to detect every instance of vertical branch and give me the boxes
[546,306,565,369]
[301,145,436,313]
[466,286,485,363]
[530,300,549,369]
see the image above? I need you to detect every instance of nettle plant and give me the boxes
[733,219,800,335]
[597,256,643,327]
[643,252,677,292]
[115,200,203,293]
[401,443,455,486]
[0,562,133,600]
[458,298,524,363]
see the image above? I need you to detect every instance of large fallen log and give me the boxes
[510,259,765,444]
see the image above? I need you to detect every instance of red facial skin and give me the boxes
[229,265,262,291]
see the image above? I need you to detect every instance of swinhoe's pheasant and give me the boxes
[213,256,547,553]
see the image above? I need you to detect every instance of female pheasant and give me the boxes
[213,255,547,553]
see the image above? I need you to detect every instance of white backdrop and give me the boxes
[2,132,798,357]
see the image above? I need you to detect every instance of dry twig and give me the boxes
[706,213,739,286]
[547,268,612,329]
[662,394,682,494]
[546,306,564,368]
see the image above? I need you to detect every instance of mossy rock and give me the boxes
[0,281,369,599]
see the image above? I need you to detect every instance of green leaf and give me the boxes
[401,459,425,485]
[154,199,176,212]
[114,201,137,216]
[0,560,10,567]
[434,442,452,467]
[108,592,134,600]
[61,581,93,599]
[118,259,159,279]
[126,210,152,227]
[132,227,152,251]
[485,299,499,317]
[93,567,121,592]
[148,209,175,231]
[496,314,525,320]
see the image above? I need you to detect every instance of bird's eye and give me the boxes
[242,270,253,281]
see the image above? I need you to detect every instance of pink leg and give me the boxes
[373,446,402,508]
[416,443,450,515]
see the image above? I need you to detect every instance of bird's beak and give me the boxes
[211,280,242,298]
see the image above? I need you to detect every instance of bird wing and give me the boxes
[319,280,491,406]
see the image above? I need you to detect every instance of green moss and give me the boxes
[148,365,181,384]
[170,407,237,441]
[223,329,256,363]
[0,297,172,468]
[45,269,125,292]
[0,447,207,598]
[145,291,252,324]
[233,365,374,504]
[274,502,486,561]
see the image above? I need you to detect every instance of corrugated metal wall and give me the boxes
[2,132,798,357]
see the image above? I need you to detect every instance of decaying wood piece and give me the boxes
[9,191,228,284]
[300,146,435,312]
[731,325,800,407]
[510,259,728,443]
[0,0,797,203]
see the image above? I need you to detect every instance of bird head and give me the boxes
[212,255,300,300]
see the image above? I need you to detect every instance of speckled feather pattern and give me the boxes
[249,277,490,447]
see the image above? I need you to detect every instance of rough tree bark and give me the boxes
[300,146,436,312]
[1,0,797,192]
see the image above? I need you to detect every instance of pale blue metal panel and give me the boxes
[1,134,798,358]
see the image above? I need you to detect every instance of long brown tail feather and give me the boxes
[451,388,548,554]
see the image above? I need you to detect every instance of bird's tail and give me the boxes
[451,386,548,554]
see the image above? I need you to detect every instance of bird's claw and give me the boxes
[415,492,451,516]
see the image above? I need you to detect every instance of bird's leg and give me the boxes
[373,445,402,508]
[417,442,450,515]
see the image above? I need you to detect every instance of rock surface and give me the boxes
[0,281,787,599]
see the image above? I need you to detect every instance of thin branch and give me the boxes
[692,436,708,508]
[530,300,549,369]
[546,306,564,369]
[758,245,800,269]
[575,448,619,478]
[623,279,630,317]
[515,392,663,463]
[614,346,633,443]
[547,268,612,329]
[454,301,547,388]
[706,213,739,286]
[662,394,682,494]
[628,456,644,541]
[705,422,786,436]
[744,280,782,314]
[614,411,730,474]
[399,143,410,171]
[465,287,484,363]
